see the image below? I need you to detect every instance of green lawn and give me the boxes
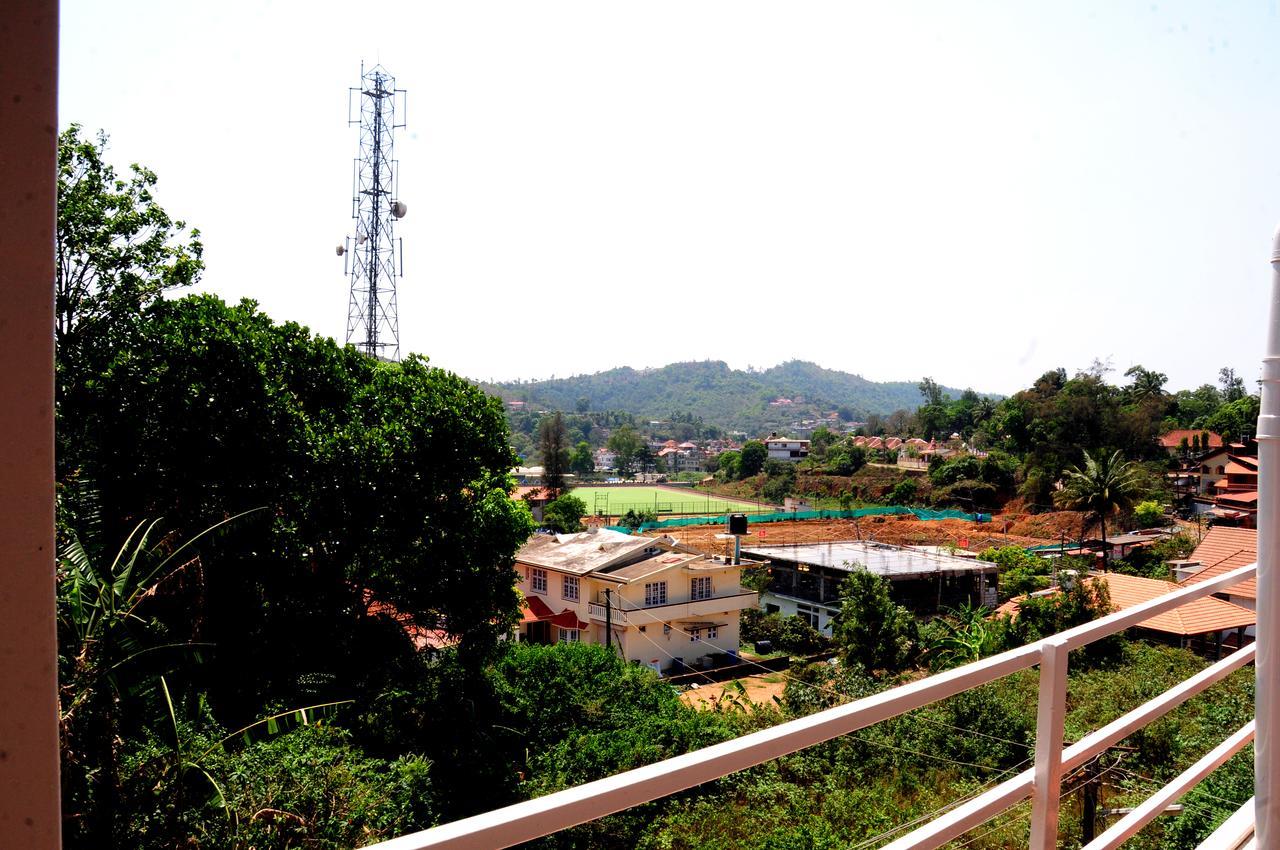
[570,486,765,517]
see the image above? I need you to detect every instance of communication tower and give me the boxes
[337,64,407,360]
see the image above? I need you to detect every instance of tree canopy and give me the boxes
[60,294,535,713]
[56,124,204,361]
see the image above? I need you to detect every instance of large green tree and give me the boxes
[738,440,768,478]
[59,294,535,715]
[538,411,570,495]
[569,440,595,477]
[56,124,204,366]
[831,571,918,674]
[607,425,643,479]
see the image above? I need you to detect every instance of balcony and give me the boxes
[366,561,1263,849]
[587,591,758,627]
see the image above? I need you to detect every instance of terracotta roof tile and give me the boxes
[1181,526,1257,599]
[1158,430,1224,449]
[998,572,1255,636]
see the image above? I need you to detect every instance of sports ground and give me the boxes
[569,486,766,518]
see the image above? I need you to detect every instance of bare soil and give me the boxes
[650,511,1101,556]
[679,673,787,709]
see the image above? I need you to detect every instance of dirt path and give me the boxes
[679,672,787,709]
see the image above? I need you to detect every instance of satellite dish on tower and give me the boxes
[391,200,407,219]
[335,244,345,256]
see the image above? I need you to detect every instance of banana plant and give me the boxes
[925,603,992,669]
[57,507,262,845]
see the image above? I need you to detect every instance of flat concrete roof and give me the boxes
[742,540,996,579]
[517,529,660,576]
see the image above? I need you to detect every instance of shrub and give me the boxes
[886,479,918,506]
[543,494,588,533]
[118,721,435,850]
[1133,500,1164,528]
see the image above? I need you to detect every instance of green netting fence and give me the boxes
[607,505,990,534]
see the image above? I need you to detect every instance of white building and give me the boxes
[593,447,617,472]
[515,529,758,674]
[765,434,809,461]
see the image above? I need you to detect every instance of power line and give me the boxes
[632,610,1034,774]
[843,757,1035,850]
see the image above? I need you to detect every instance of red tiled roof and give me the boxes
[513,485,552,502]
[362,589,457,651]
[1181,526,1257,600]
[1097,573,1255,635]
[1158,429,1224,449]
[1224,459,1259,476]
[997,573,1255,636]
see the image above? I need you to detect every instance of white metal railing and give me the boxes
[367,562,1258,850]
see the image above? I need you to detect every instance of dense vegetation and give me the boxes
[487,360,976,436]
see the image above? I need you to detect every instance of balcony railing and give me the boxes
[368,562,1259,850]
[587,591,758,627]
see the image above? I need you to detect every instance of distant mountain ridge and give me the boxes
[484,360,991,433]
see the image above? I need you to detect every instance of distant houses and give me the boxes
[1161,430,1259,526]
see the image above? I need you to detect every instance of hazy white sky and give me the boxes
[60,1,1280,395]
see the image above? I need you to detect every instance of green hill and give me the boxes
[484,360,990,433]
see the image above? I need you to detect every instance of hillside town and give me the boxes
[11,4,1280,849]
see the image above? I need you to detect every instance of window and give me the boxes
[644,581,668,607]
[689,628,701,642]
[707,626,718,639]
[562,574,579,602]
[557,628,580,642]
[797,604,820,630]
[531,568,547,594]
[690,576,712,601]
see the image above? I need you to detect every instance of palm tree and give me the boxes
[1124,365,1169,404]
[1054,450,1144,571]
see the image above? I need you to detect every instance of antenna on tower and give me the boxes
[343,62,407,361]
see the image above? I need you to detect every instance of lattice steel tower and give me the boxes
[340,63,407,360]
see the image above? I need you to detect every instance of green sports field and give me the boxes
[570,486,766,517]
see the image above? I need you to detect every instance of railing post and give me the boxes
[1255,223,1280,848]
[0,4,61,847]
[1029,637,1069,850]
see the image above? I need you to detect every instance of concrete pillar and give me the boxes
[1256,222,1280,847]
[0,2,62,848]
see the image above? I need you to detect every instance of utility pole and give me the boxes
[1081,756,1100,843]
[604,588,612,651]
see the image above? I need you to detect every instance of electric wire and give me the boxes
[583,545,1242,846]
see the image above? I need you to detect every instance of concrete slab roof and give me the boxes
[742,540,996,579]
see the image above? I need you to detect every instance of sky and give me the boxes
[59,1,1280,396]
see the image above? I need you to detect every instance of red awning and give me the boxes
[519,594,589,630]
